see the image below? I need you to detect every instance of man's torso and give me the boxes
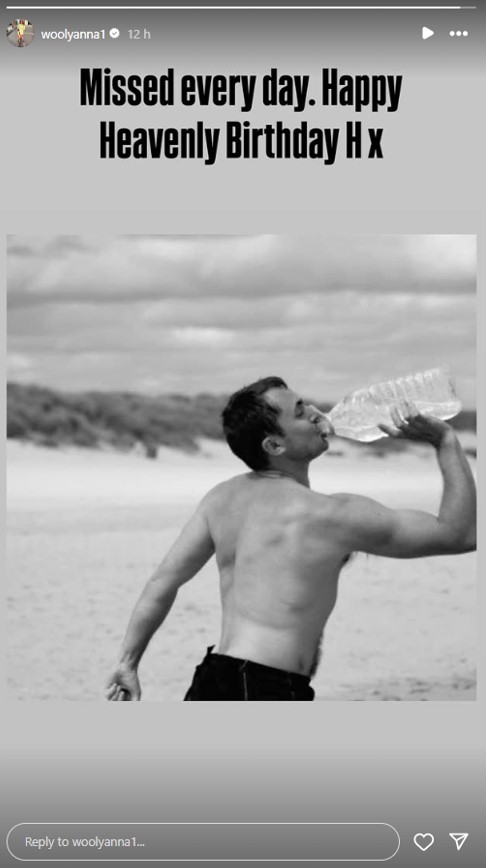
[202,474,351,676]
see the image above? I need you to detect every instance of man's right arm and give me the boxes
[331,412,476,559]
[105,499,215,700]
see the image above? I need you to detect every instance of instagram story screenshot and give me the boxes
[1,1,483,866]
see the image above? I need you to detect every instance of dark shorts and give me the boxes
[184,646,315,701]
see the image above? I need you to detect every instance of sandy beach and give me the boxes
[6,435,476,701]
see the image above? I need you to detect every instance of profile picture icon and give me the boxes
[6,19,35,48]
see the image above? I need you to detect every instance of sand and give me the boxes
[6,436,476,701]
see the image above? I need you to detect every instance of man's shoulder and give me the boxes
[312,492,393,540]
[199,474,251,510]
[308,490,368,522]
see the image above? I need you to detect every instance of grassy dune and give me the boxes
[6,382,476,458]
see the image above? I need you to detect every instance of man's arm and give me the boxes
[105,501,215,700]
[331,408,476,559]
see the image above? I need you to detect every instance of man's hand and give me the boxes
[105,664,141,701]
[379,402,454,449]
[104,499,215,702]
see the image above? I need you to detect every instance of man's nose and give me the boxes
[307,404,322,423]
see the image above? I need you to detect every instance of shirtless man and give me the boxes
[105,376,476,701]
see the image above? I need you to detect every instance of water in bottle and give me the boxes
[322,368,461,443]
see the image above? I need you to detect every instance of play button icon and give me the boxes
[422,27,434,40]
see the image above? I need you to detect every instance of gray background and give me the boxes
[1,5,484,867]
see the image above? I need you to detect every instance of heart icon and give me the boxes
[414,833,435,851]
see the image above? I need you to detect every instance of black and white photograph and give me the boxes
[7,234,476,701]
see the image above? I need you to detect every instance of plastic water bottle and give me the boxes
[320,368,462,443]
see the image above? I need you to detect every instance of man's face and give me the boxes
[264,387,330,461]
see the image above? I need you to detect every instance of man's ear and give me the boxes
[262,436,285,457]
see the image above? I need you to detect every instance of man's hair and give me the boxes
[221,376,288,471]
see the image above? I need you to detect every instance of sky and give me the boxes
[7,234,476,407]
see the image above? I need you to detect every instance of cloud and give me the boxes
[6,235,476,405]
[7,235,476,309]
[7,353,33,379]
[172,327,235,347]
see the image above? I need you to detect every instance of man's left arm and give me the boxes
[105,502,215,700]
